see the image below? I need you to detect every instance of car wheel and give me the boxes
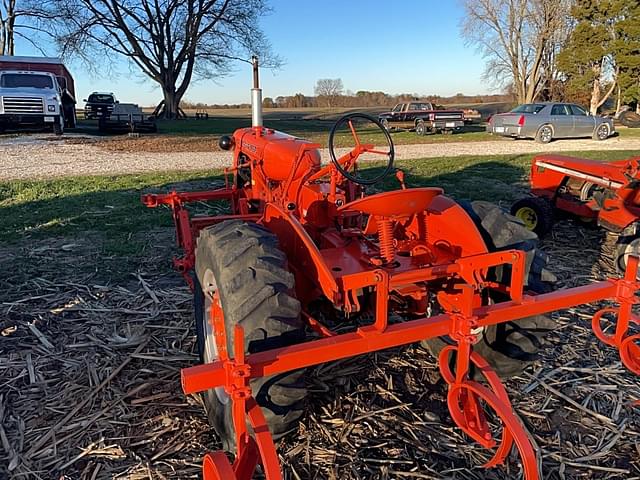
[415,120,425,136]
[593,123,610,141]
[535,124,553,144]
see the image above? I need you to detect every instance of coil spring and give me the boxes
[422,213,429,240]
[377,218,395,264]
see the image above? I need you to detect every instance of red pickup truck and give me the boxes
[378,101,465,135]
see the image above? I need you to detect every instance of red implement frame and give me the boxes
[182,255,640,480]
[530,154,640,231]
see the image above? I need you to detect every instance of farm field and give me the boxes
[1,150,639,479]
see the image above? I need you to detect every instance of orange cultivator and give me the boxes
[143,58,640,479]
[179,259,640,480]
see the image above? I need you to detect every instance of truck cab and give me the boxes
[0,70,66,134]
[84,92,117,119]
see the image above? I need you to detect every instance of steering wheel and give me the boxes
[328,113,395,185]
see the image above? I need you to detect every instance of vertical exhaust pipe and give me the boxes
[251,55,263,128]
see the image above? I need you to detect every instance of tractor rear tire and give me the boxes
[619,111,640,128]
[510,196,555,237]
[194,220,308,452]
[423,201,557,378]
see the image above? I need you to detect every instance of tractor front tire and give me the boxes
[510,196,555,237]
[194,220,307,451]
[424,201,557,378]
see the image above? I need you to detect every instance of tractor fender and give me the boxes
[262,203,339,302]
[425,195,489,257]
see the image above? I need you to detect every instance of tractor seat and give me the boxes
[338,187,443,218]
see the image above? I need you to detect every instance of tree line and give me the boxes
[180,79,513,110]
[463,0,640,114]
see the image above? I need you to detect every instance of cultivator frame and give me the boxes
[177,252,640,480]
[141,58,640,479]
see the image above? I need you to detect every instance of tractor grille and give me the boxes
[2,97,44,114]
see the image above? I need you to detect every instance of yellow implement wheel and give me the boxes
[510,197,554,237]
[515,206,538,231]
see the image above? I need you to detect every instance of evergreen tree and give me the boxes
[614,1,640,112]
[557,0,619,113]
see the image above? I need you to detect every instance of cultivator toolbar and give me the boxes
[142,58,640,479]
[179,255,640,480]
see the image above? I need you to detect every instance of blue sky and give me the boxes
[15,0,491,106]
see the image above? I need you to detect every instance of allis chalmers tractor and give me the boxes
[512,154,640,276]
[142,58,640,479]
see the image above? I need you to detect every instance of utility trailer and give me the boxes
[98,103,157,133]
[0,56,76,132]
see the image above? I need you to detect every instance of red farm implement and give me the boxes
[512,154,640,276]
[142,58,640,479]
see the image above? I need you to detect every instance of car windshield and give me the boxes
[510,104,545,114]
[88,94,114,103]
[0,73,53,89]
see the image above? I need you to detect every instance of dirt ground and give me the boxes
[1,218,639,479]
[2,133,640,180]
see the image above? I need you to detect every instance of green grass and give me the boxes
[2,149,637,245]
[618,127,640,138]
[2,148,636,284]
[0,171,223,247]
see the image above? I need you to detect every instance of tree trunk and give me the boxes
[160,87,182,119]
[590,75,601,115]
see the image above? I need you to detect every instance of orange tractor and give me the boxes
[142,58,640,479]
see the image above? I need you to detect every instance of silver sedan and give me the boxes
[487,103,614,143]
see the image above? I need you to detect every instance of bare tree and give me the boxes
[461,0,571,104]
[0,0,16,54]
[314,78,343,107]
[1,0,47,55]
[37,0,277,118]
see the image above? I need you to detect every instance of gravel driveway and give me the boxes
[2,134,640,180]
